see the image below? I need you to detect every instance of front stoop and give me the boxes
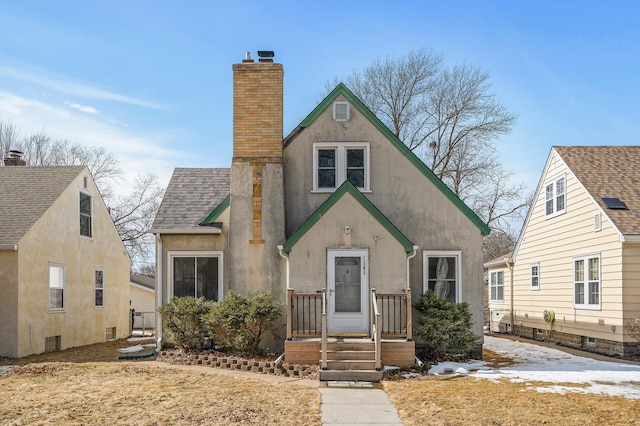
[319,339,383,382]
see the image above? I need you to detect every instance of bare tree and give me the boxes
[329,48,527,241]
[1,120,162,272]
[108,174,164,270]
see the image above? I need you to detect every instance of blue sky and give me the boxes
[1,1,639,194]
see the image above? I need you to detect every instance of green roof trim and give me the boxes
[282,180,414,253]
[285,83,490,236]
[199,195,230,225]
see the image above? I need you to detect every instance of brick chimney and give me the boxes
[228,51,285,297]
[4,150,26,166]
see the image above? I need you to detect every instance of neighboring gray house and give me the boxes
[151,52,489,378]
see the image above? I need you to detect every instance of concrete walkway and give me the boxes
[320,383,404,425]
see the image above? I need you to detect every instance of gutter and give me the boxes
[505,257,515,334]
[406,245,419,289]
[277,245,290,289]
[620,234,640,243]
[149,228,222,235]
[0,244,18,251]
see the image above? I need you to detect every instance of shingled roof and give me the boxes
[0,166,85,246]
[554,146,640,235]
[151,168,230,232]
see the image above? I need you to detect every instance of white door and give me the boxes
[327,249,369,335]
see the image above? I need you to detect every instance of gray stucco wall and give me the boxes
[283,94,485,340]
[0,251,18,357]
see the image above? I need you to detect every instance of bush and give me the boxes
[205,291,283,355]
[158,297,214,351]
[414,291,478,361]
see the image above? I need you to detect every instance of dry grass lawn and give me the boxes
[0,339,320,425]
[2,341,639,425]
[384,349,640,426]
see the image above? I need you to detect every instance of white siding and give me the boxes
[513,149,624,341]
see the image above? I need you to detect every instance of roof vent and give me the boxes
[602,197,627,210]
[257,50,275,63]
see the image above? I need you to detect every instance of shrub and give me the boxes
[158,297,214,351]
[414,291,478,360]
[205,291,283,355]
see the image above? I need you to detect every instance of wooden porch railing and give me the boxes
[373,288,412,341]
[286,289,324,339]
[371,289,382,371]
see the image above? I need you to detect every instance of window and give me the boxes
[169,252,222,301]
[423,251,461,303]
[490,270,504,301]
[80,192,92,237]
[333,101,350,121]
[313,143,370,191]
[49,264,64,310]
[95,270,104,308]
[545,176,566,217]
[531,264,540,290]
[574,254,600,309]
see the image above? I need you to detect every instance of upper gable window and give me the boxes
[333,102,350,121]
[80,192,92,237]
[313,142,370,192]
[545,175,565,218]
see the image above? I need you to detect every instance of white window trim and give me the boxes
[48,263,65,312]
[79,190,93,239]
[530,263,540,291]
[312,142,370,192]
[573,253,601,310]
[333,101,350,121]
[166,251,224,301]
[422,250,462,302]
[94,268,104,309]
[489,270,504,302]
[544,174,566,219]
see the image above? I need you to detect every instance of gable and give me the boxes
[284,83,489,236]
[283,180,414,253]
[0,166,85,246]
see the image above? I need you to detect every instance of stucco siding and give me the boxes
[0,252,18,357]
[158,207,230,306]
[284,95,485,339]
[15,170,130,357]
[510,150,625,342]
[288,194,408,295]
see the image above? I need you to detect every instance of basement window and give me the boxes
[45,335,61,352]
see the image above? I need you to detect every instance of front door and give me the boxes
[327,249,369,335]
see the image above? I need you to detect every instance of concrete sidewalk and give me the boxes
[320,384,404,425]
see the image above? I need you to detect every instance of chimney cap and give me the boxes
[8,150,23,158]
[257,51,275,58]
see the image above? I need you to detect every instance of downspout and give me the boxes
[506,257,514,335]
[277,245,290,289]
[155,234,163,349]
[406,246,419,289]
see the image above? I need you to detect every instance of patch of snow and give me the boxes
[118,345,145,353]
[383,365,400,371]
[0,366,13,372]
[127,337,156,342]
[427,335,640,399]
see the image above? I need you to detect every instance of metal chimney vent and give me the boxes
[257,51,275,63]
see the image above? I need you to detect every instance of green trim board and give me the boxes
[284,83,490,236]
[282,180,414,253]
[199,195,230,225]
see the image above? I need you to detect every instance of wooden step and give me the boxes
[320,369,384,382]
[323,350,375,361]
[325,360,376,370]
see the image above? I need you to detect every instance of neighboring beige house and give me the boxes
[0,160,131,358]
[487,146,640,357]
[152,52,489,378]
[130,274,156,331]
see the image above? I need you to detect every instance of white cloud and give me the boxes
[67,102,99,115]
[0,64,166,110]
